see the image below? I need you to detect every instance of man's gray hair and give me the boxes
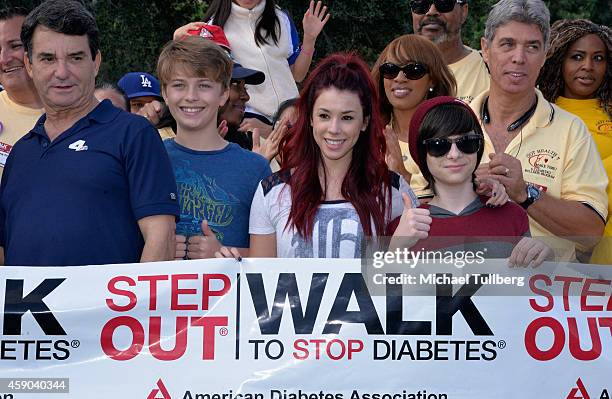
[484,0,550,49]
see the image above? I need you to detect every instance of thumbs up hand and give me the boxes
[186,220,222,259]
[392,193,432,247]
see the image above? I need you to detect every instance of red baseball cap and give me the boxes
[186,24,231,52]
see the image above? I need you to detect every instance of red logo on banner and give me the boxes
[147,379,171,399]
[567,378,590,399]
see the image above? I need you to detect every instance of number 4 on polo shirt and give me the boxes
[68,140,88,152]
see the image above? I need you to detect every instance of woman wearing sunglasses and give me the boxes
[371,34,456,199]
[390,97,553,266]
[217,53,420,259]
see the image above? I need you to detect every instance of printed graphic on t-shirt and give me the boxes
[174,161,240,240]
[292,207,364,258]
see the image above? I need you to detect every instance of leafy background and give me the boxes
[7,0,612,84]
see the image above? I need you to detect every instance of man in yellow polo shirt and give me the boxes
[0,7,43,177]
[410,0,489,103]
[472,0,607,261]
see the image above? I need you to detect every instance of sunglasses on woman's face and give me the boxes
[410,0,465,14]
[379,62,429,80]
[423,134,482,157]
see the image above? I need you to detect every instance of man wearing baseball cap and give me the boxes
[220,61,265,150]
[117,71,163,113]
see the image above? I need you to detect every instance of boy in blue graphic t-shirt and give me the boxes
[157,37,271,258]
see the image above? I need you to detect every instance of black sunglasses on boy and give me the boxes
[410,0,466,15]
[423,134,482,157]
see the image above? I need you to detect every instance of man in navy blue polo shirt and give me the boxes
[0,0,179,266]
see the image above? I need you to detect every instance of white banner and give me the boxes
[0,259,610,399]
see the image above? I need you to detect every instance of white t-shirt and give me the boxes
[249,172,418,258]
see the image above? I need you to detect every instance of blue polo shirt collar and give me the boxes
[25,99,119,142]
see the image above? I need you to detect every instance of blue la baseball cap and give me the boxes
[232,62,265,85]
[117,72,162,100]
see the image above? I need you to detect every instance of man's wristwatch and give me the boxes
[519,183,541,209]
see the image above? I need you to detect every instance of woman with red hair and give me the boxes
[235,53,419,258]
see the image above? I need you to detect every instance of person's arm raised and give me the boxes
[290,1,330,82]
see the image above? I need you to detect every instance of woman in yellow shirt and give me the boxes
[538,19,612,263]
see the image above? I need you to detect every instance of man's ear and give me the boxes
[219,86,229,107]
[460,3,469,25]
[539,47,547,68]
[161,86,167,103]
[24,52,33,78]
[94,51,101,77]
[481,37,490,64]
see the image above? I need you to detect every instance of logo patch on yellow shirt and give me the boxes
[596,120,612,134]
[525,149,560,180]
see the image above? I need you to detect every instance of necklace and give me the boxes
[482,96,538,132]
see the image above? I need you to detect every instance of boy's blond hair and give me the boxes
[157,36,232,90]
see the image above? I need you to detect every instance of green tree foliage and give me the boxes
[6,0,207,83]
[4,0,610,84]
[86,1,208,85]
[282,0,610,66]
[279,0,411,63]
